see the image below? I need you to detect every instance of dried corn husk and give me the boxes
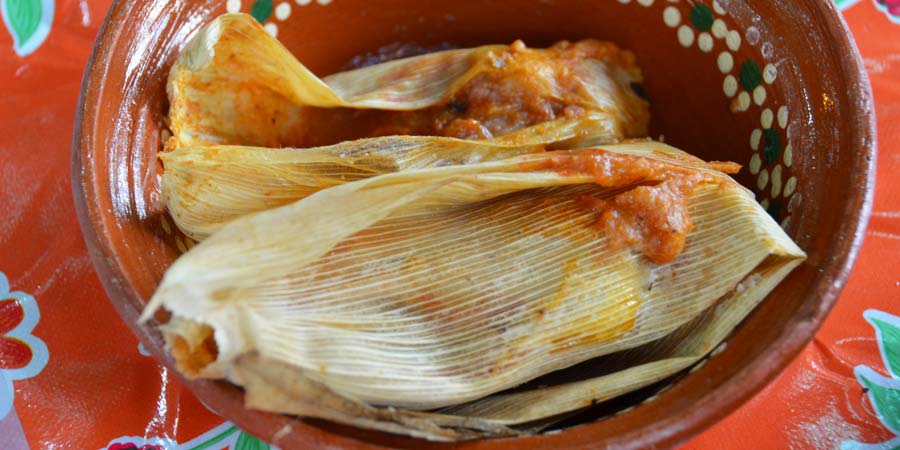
[165,13,649,150]
[161,115,620,241]
[144,142,805,440]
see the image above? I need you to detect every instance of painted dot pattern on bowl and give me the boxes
[226,0,334,36]
[658,0,797,228]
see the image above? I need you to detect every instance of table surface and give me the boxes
[1,1,898,449]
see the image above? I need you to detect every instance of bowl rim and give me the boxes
[72,1,876,448]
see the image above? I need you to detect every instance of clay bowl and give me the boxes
[72,0,875,448]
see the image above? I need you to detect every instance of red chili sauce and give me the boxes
[543,151,741,264]
[299,40,635,147]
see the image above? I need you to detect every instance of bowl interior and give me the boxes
[73,0,874,448]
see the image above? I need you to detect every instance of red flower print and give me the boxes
[0,273,48,421]
[107,444,165,450]
[0,299,33,369]
[877,0,900,16]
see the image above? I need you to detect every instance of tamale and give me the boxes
[144,142,805,439]
[165,13,649,151]
[162,128,610,241]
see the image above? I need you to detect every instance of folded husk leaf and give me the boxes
[162,114,622,241]
[166,13,649,151]
[145,142,804,440]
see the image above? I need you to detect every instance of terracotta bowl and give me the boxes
[72,0,875,448]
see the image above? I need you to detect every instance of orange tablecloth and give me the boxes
[1,1,897,448]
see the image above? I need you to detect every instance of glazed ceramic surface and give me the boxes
[73,0,875,448]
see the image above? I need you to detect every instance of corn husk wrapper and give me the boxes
[144,141,805,440]
[161,115,620,241]
[165,13,649,151]
[163,12,651,242]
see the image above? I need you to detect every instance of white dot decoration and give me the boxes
[784,144,793,167]
[764,64,778,84]
[761,42,774,59]
[713,0,727,15]
[296,0,311,4]
[726,30,741,51]
[761,108,774,128]
[663,6,681,28]
[688,359,708,374]
[718,51,734,73]
[711,19,727,39]
[615,406,637,417]
[275,2,292,20]
[317,0,331,4]
[655,383,675,396]
[734,91,751,112]
[723,75,738,97]
[746,26,760,45]
[678,25,695,47]
[771,165,783,198]
[226,0,241,13]
[750,129,763,150]
[698,32,714,52]
[760,198,770,210]
[781,216,791,230]
[637,0,654,6]
[784,176,797,197]
[753,85,767,106]
[264,22,278,37]
[788,193,800,213]
[710,342,728,357]
[757,169,769,190]
[778,106,789,129]
[617,0,631,3]
[749,153,762,175]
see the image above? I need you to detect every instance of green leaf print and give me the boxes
[842,310,900,449]
[185,425,239,450]
[857,367,900,434]
[235,431,271,450]
[1,0,53,56]
[833,0,864,10]
[867,311,900,377]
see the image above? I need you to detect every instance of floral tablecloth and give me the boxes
[1,1,898,449]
